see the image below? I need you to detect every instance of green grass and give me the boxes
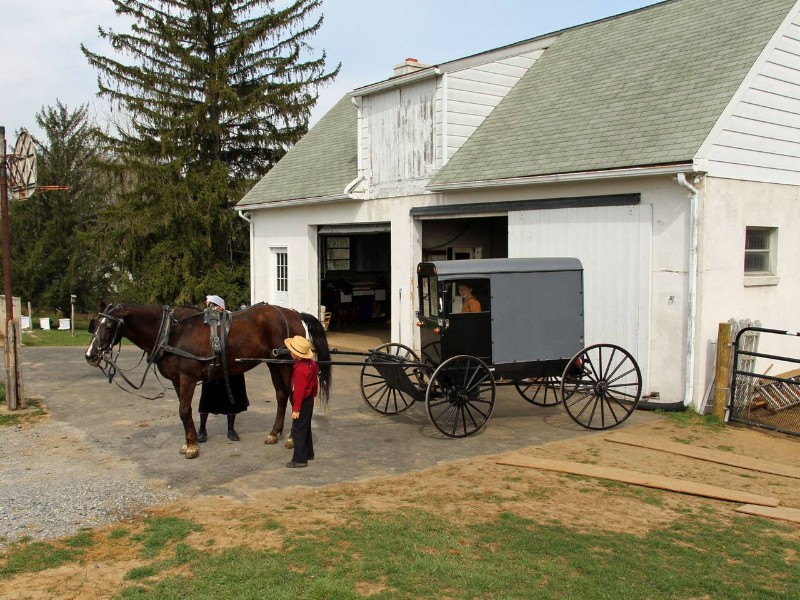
[661,410,725,429]
[21,328,94,347]
[0,536,89,578]
[2,501,798,598]
[0,394,46,427]
[131,517,204,559]
[107,510,800,600]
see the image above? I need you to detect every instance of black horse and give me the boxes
[85,303,331,458]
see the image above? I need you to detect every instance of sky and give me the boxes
[0,0,661,141]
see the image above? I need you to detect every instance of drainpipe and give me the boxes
[677,173,699,408]
[237,210,254,304]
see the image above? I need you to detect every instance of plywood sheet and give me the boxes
[497,456,780,507]
[605,433,800,479]
[735,504,800,524]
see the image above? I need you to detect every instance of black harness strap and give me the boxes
[273,304,292,339]
[204,308,236,404]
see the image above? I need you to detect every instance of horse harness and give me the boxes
[97,305,230,401]
[96,303,293,403]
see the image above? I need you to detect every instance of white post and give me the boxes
[70,294,76,336]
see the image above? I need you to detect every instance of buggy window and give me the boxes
[452,279,490,314]
[419,275,440,318]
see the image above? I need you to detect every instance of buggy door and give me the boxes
[441,277,491,364]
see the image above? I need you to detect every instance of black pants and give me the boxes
[290,396,314,463]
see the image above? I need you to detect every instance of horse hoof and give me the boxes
[284,437,294,449]
[180,443,187,455]
[184,445,200,459]
[264,434,279,445]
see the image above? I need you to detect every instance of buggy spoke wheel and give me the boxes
[426,355,496,438]
[560,344,642,430]
[360,343,422,414]
[515,376,562,406]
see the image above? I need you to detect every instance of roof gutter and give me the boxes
[235,193,351,213]
[350,67,441,98]
[426,163,694,191]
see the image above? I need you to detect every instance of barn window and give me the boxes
[744,227,777,275]
[326,236,350,271]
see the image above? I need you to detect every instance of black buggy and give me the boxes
[358,257,642,437]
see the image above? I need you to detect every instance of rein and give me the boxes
[93,305,235,401]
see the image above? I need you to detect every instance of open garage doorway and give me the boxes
[319,224,391,335]
[421,216,508,262]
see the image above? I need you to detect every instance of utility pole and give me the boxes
[0,126,24,409]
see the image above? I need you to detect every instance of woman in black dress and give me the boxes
[197,295,249,442]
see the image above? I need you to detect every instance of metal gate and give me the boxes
[728,326,800,437]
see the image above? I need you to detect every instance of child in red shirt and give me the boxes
[284,335,319,468]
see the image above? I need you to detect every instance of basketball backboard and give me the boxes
[9,132,37,200]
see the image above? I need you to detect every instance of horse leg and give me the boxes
[264,364,291,445]
[176,376,200,459]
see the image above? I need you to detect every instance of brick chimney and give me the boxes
[393,57,430,76]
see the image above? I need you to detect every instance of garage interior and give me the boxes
[318,216,507,332]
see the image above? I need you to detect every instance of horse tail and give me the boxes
[301,312,332,406]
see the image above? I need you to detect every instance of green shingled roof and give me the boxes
[429,0,795,187]
[237,95,357,207]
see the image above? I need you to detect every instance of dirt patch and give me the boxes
[2,418,798,599]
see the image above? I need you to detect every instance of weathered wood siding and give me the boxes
[702,12,800,185]
[361,80,436,183]
[438,50,543,163]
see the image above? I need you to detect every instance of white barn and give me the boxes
[236,0,800,410]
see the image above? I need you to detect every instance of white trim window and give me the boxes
[744,227,779,286]
[270,247,289,305]
[744,227,777,274]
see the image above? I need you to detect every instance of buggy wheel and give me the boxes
[360,343,422,414]
[426,355,496,438]
[560,344,642,430]
[515,376,562,406]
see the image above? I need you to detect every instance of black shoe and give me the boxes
[307,456,315,460]
[227,430,240,442]
[197,430,208,443]
[286,461,307,468]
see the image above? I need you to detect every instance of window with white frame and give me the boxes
[744,227,777,275]
[275,250,288,292]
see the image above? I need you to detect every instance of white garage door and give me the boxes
[508,204,651,388]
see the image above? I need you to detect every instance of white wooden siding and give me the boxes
[362,80,436,184]
[702,17,800,184]
[508,204,652,390]
[437,50,543,163]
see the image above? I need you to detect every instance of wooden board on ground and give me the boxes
[497,456,780,507]
[605,433,800,480]
[735,504,800,524]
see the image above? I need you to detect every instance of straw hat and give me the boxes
[205,294,225,310]
[284,335,313,359]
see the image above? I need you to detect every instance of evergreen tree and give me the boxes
[81,0,338,305]
[8,101,112,314]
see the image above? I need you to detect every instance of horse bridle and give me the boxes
[93,307,125,355]
[91,305,173,395]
